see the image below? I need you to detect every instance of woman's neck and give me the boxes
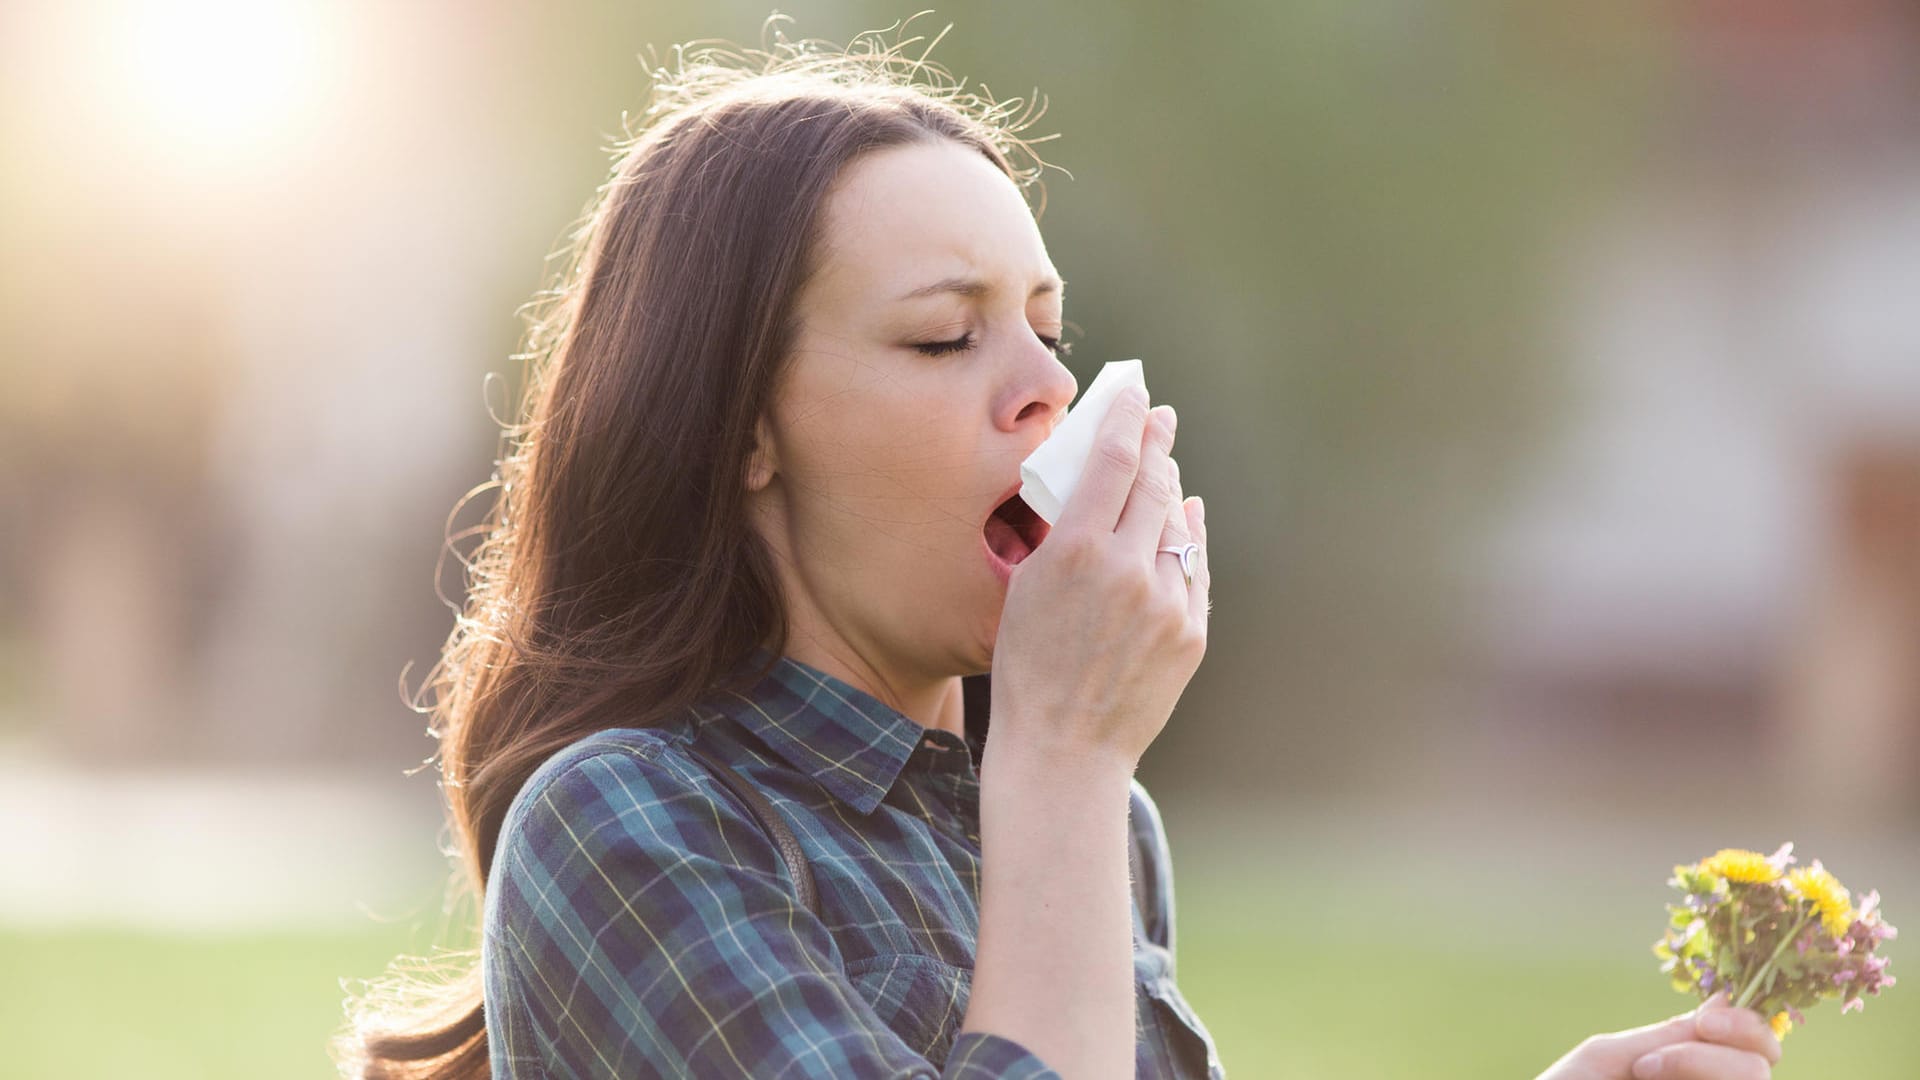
[778,631,969,740]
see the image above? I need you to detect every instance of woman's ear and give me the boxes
[745,414,778,492]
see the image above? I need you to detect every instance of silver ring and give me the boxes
[1157,542,1201,586]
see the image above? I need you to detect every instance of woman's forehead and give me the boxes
[810,141,1057,307]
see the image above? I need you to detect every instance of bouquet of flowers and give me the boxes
[1654,844,1897,1039]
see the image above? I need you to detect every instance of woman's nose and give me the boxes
[1009,343,1077,429]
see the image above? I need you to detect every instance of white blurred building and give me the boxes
[1480,2,1920,805]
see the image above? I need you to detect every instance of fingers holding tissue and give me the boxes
[1020,359,1149,532]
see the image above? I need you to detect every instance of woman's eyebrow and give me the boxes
[894,275,1066,302]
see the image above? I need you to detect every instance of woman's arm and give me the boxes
[960,738,1137,1080]
[960,389,1206,1080]
[490,746,1058,1079]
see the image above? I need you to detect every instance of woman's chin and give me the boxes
[968,593,1007,660]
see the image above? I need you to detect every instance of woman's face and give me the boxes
[747,137,1077,684]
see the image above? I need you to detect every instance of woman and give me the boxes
[337,31,1786,1080]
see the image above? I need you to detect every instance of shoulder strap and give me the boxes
[684,743,820,917]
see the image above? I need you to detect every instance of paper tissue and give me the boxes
[1017,359,1149,525]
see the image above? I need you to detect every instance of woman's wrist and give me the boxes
[980,709,1140,790]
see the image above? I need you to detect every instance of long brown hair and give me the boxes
[332,21,1053,1080]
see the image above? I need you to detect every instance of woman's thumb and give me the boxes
[1581,994,1727,1066]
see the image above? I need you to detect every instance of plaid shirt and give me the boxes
[481,648,1226,1078]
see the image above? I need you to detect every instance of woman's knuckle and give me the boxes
[1097,438,1139,475]
[1137,473,1173,505]
[1112,391,1149,426]
[1649,1045,1696,1076]
[1673,1043,1764,1079]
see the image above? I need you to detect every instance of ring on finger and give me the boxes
[1156,541,1201,587]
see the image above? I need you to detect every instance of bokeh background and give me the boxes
[3,1,1917,1076]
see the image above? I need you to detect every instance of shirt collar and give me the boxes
[707,647,989,815]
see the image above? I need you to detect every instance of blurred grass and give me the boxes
[0,923,434,1079]
[1177,865,1917,1078]
[1,864,1909,1079]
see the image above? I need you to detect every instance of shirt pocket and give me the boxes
[844,952,972,1063]
[1139,973,1227,1079]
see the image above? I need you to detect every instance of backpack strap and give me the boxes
[685,743,820,917]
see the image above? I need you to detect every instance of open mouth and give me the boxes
[983,490,1051,567]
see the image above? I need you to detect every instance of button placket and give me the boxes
[954,772,981,848]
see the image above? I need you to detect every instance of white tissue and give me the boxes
[1018,359,1148,525]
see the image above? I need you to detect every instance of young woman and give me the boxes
[337,32,1786,1080]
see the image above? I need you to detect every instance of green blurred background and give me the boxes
[3,1,1918,1076]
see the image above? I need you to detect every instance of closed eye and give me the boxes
[911,332,1072,358]
[913,334,976,356]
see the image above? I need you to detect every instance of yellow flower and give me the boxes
[1770,1011,1793,1040]
[1702,849,1780,884]
[1789,865,1855,938]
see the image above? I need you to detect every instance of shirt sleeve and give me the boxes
[1128,778,1178,957]
[490,744,1061,1080]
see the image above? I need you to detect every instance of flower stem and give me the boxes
[1726,894,1742,992]
[1734,910,1813,1011]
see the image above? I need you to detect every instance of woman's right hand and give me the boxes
[1537,994,1783,1080]
[990,384,1210,770]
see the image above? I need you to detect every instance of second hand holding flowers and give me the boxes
[1654,843,1897,1039]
